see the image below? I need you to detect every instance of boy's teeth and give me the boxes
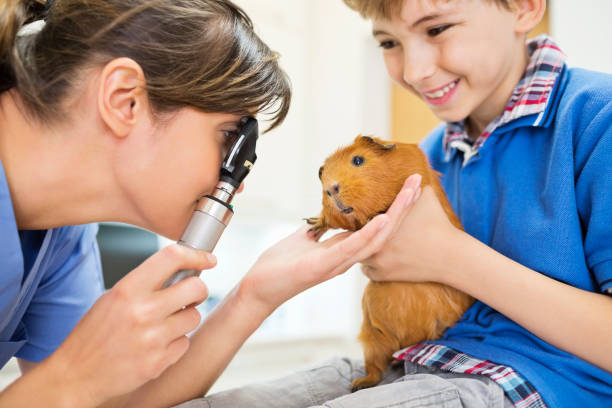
[425,80,456,99]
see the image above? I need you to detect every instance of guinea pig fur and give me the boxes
[307,135,474,390]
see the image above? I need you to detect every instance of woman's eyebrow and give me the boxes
[220,120,240,128]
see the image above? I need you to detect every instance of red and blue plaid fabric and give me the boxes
[443,35,566,164]
[393,343,547,408]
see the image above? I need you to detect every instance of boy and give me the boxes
[180,1,612,407]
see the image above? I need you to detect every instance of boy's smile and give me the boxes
[372,0,530,137]
[422,78,460,105]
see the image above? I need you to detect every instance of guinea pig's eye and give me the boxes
[352,155,365,167]
[318,166,324,180]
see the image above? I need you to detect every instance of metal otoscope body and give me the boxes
[162,117,259,289]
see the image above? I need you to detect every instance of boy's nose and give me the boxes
[403,47,436,85]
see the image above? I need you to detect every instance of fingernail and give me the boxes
[404,188,414,207]
[378,219,387,230]
[410,174,422,189]
[207,253,217,264]
[415,187,422,201]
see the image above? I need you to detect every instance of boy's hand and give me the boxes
[361,185,460,283]
[237,175,421,316]
[43,244,215,407]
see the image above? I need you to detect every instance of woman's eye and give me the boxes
[377,40,397,50]
[427,24,453,37]
[221,130,238,155]
[223,130,238,144]
[352,156,365,167]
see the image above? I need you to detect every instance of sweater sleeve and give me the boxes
[574,100,612,294]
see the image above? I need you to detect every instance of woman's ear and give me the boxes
[98,57,147,138]
[513,0,546,34]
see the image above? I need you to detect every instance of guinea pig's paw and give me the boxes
[351,375,380,392]
[304,216,321,226]
[304,216,327,234]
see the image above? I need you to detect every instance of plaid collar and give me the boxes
[443,35,566,164]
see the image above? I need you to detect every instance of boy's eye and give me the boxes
[377,40,397,50]
[427,24,453,37]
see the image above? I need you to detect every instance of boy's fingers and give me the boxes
[336,176,422,264]
[127,244,217,292]
[301,173,423,278]
[407,173,422,191]
[362,187,418,254]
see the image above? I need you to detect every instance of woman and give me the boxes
[0,0,420,406]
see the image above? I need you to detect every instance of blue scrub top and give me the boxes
[0,159,104,368]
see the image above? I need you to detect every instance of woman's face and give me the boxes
[116,107,243,239]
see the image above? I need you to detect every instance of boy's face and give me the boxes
[372,0,527,126]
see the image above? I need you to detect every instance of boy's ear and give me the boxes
[513,0,546,34]
[98,57,148,138]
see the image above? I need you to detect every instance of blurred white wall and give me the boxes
[231,0,390,220]
[550,1,612,73]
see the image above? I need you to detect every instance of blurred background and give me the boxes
[3,0,612,395]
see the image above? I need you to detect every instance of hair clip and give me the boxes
[17,20,47,38]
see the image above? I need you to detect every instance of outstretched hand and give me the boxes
[237,174,423,315]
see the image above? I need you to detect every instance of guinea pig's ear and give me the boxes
[318,166,324,180]
[360,136,396,152]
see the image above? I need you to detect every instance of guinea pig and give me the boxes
[307,135,474,390]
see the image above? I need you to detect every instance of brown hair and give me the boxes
[0,0,291,131]
[342,0,513,20]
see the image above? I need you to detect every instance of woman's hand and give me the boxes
[237,174,423,316]
[361,185,462,283]
[42,244,216,407]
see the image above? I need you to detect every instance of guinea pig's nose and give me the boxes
[326,183,340,196]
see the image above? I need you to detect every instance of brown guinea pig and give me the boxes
[307,135,474,390]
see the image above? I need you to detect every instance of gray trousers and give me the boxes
[175,357,515,408]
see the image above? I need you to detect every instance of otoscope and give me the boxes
[162,117,259,289]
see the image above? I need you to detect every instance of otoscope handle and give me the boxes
[161,196,234,289]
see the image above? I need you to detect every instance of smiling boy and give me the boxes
[181,1,612,407]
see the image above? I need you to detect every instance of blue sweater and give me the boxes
[421,66,612,407]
